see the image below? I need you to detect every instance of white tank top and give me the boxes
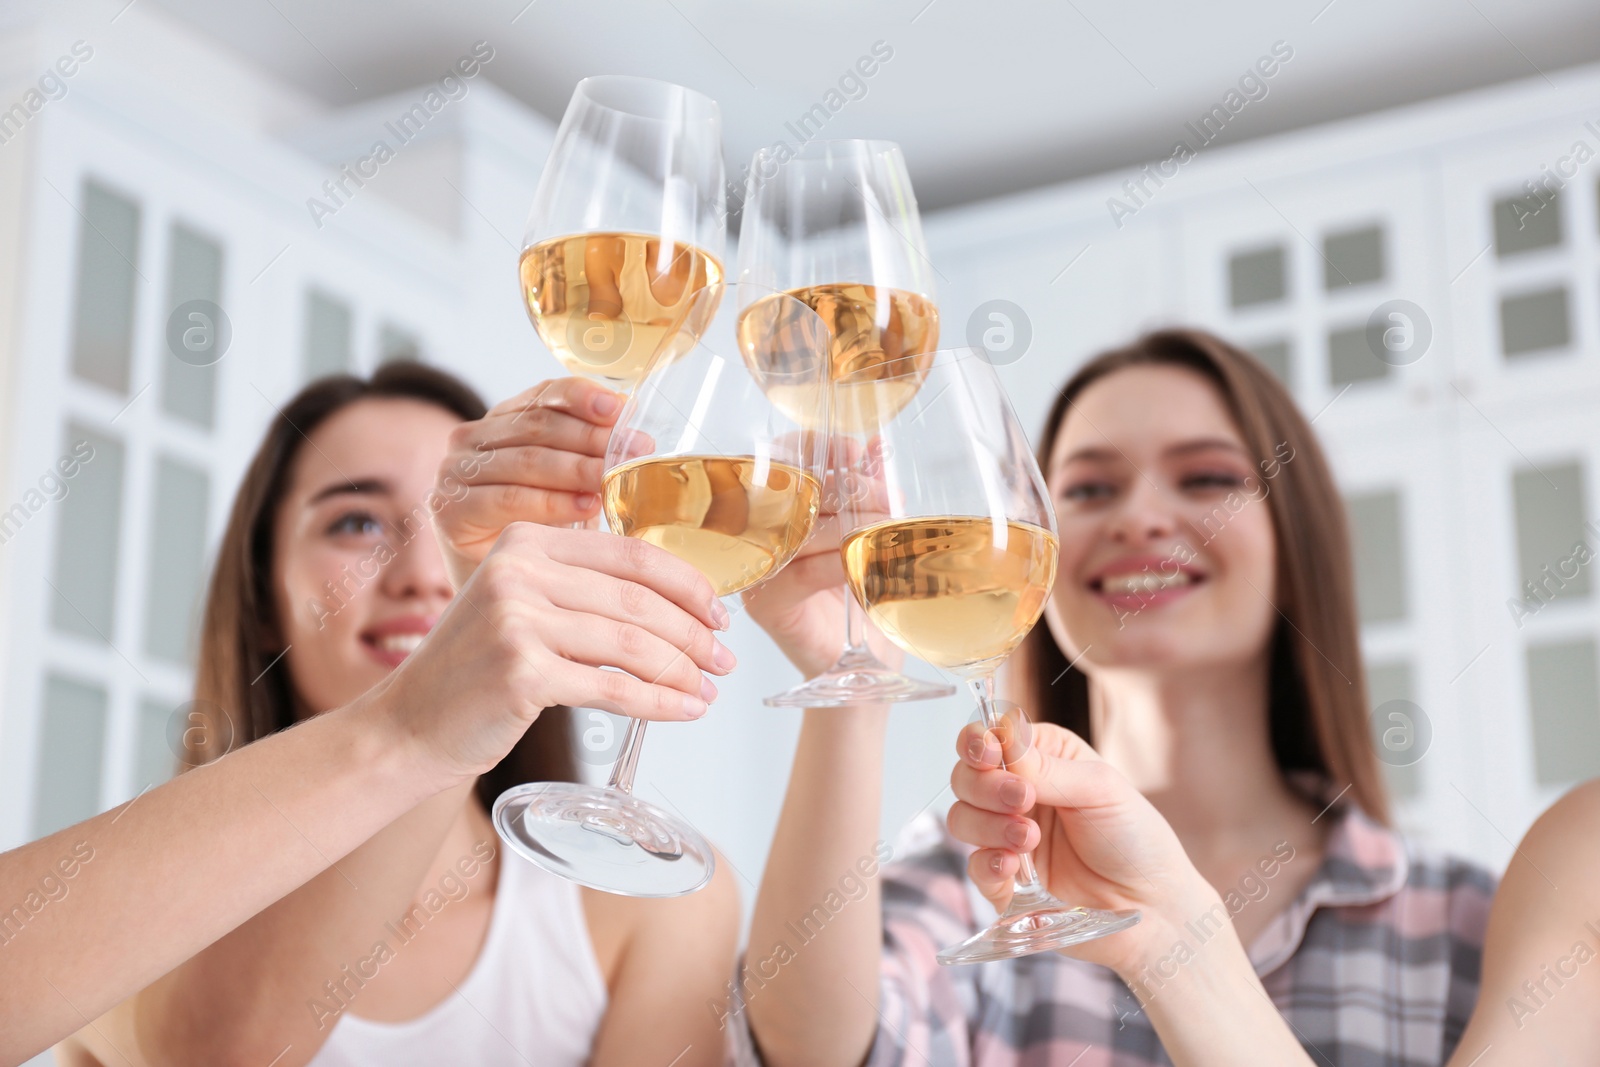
[310,852,608,1066]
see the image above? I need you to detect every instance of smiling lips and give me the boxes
[1088,556,1205,611]
[361,617,435,668]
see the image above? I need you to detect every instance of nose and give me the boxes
[378,518,455,607]
[1105,475,1178,546]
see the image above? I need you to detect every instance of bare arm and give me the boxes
[61,524,727,1065]
[1450,780,1600,1065]
[0,692,436,1066]
[19,524,724,1067]
[588,854,742,1067]
[123,783,474,1064]
[744,707,890,1067]
[1127,905,1317,1066]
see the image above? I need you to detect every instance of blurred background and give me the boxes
[2,0,1599,956]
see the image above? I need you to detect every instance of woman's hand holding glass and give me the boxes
[432,380,902,693]
[831,346,1139,963]
[382,521,731,783]
[431,377,625,588]
[949,717,1323,1067]
[948,716,1219,977]
[485,287,834,898]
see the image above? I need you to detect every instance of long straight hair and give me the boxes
[184,361,576,809]
[1015,328,1388,824]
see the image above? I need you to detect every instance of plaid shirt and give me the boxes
[729,793,1495,1066]
[861,798,1495,1067]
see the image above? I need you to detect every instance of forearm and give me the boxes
[746,706,890,1067]
[0,688,448,1065]
[138,780,474,1063]
[1123,901,1315,1067]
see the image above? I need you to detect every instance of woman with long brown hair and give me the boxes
[57,362,738,1067]
[438,329,1497,1066]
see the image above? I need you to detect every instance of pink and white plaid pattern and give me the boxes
[733,792,1495,1067]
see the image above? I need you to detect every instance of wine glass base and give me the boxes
[492,781,714,898]
[764,665,956,708]
[937,902,1141,965]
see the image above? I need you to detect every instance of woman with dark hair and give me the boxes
[57,362,738,1067]
[440,331,1496,1066]
[1,502,614,1066]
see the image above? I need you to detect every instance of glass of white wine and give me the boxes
[493,287,831,897]
[518,75,725,386]
[495,76,727,888]
[834,347,1142,963]
[737,138,955,708]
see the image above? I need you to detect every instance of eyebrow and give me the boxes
[308,477,392,505]
[1059,437,1251,465]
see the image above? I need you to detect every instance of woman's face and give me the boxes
[272,397,460,716]
[1044,364,1279,677]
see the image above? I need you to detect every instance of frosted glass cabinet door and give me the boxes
[1347,488,1409,624]
[142,455,210,664]
[48,424,125,643]
[69,180,141,395]
[303,288,353,379]
[32,674,108,838]
[160,222,225,428]
[1525,639,1600,787]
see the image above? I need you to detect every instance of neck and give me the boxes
[1088,658,1319,867]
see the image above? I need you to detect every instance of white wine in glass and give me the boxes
[603,453,821,596]
[737,138,954,707]
[835,347,1142,964]
[736,282,938,433]
[841,517,1057,676]
[517,76,725,387]
[520,231,723,384]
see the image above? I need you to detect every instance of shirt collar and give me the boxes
[1248,783,1408,976]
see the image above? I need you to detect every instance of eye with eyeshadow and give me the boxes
[325,510,385,540]
[1179,470,1247,493]
[1060,479,1118,504]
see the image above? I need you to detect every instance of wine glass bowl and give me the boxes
[839,516,1058,680]
[518,234,723,384]
[603,287,829,597]
[518,75,727,386]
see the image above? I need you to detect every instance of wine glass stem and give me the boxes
[969,676,1046,895]
[570,511,651,795]
[606,719,647,795]
[843,588,868,654]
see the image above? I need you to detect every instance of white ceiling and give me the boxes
[131,0,1600,211]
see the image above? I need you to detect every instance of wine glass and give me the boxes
[518,75,726,387]
[493,287,831,896]
[834,347,1142,963]
[494,76,726,888]
[737,138,955,708]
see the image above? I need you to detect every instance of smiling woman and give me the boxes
[182,363,576,811]
[54,361,740,1067]
[1020,329,1382,816]
[734,328,1498,1067]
